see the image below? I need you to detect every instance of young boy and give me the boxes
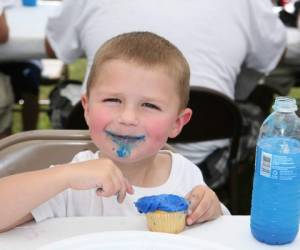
[0,31,227,233]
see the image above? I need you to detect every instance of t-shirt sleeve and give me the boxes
[31,189,68,223]
[46,0,85,63]
[245,0,286,73]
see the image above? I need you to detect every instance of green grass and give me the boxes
[12,59,87,133]
[289,88,300,97]
[68,58,87,82]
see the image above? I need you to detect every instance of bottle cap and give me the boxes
[272,96,298,112]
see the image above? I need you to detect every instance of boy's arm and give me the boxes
[0,165,69,232]
[0,214,33,233]
[0,158,133,232]
[44,37,56,58]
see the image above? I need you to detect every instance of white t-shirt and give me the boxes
[31,150,228,222]
[46,0,286,100]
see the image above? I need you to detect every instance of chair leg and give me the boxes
[213,185,230,209]
[22,93,39,131]
[229,165,239,214]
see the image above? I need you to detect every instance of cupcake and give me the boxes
[135,194,189,234]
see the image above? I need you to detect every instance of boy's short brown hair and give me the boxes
[86,31,190,110]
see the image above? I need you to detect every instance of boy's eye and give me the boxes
[102,98,121,103]
[142,103,161,111]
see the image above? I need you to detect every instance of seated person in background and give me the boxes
[0,2,14,139]
[0,60,41,132]
[0,32,228,233]
[44,0,286,190]
[0,0,41,136]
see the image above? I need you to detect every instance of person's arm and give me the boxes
[0,11,9,44]
[0,166,69,232]
[0,159,133,232]
[44,37,56,58]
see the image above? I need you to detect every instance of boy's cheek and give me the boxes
[89,111,112,128]
[88,118,110,142]
[146,126,170,147]
[146,118,175,137]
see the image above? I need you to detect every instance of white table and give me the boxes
[0,1,61,61]
[0,216,299,250]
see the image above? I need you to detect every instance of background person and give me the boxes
[0,2,14,139]
[0,0,41,136]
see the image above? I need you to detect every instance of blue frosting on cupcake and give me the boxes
[135,194,189,213]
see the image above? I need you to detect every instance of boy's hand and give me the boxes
[65,158,134,203]
[185,185,222,225]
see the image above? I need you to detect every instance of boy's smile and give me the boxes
[82,59,191,164]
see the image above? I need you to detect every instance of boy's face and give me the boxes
[82,59,191,163]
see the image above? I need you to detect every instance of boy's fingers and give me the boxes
[93,166,133,203]
[185,185,222,225]
[125,178,134,194]
[186,188,205,215]
[96,174,120,197]
[184,191,192,200]
[192,205,212,224]
[117,177,134,203]
[187,195,210,225]
[116,190,124,203]
[96,184,104,196]
[116,179,127,203]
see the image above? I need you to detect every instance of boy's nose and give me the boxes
[118,106,138,126]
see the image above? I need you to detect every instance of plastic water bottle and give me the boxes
[250,96,300,245]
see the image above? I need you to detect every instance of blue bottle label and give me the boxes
[256,137,300,181]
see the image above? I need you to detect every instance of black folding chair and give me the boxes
[168,86,243,214]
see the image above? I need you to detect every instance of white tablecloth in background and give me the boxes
[0,1,61,61]
[0,216,299,250]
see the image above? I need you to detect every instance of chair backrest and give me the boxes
[0,130,97,178]
[168,86,243,214]
[0,130,174,178]
[168,86,243,164]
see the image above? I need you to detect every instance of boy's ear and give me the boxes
[81,94,90,127]
[169,108,192,138]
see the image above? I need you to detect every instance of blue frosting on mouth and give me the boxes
[135,194,189,213]
[105,130,145,158]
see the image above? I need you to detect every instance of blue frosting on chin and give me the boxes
[116,144,130,158]
[105,130,145,158]
[135,194,189,213]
